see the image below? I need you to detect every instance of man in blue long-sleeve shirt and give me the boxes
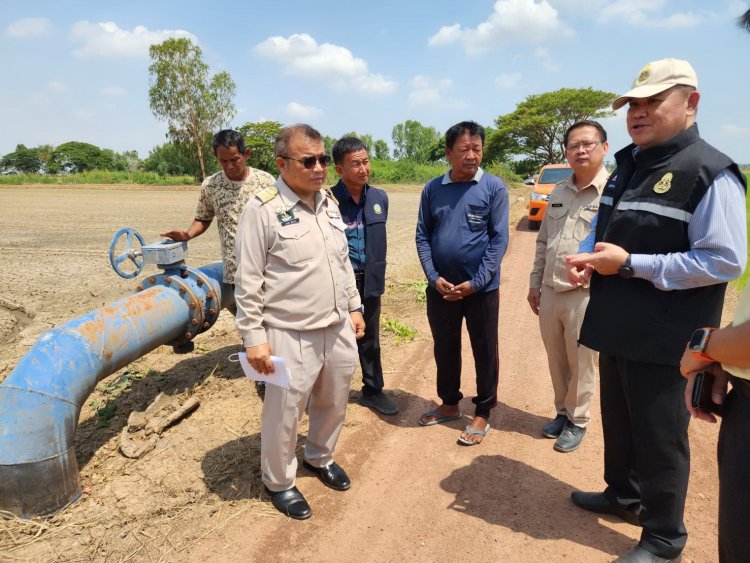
[415,121,509,445]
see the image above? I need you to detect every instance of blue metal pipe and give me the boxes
[0,263,233,518]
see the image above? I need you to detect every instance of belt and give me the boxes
[731,375,750,399]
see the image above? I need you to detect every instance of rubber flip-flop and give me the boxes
[457,423,490,446]
[418,410,463,426]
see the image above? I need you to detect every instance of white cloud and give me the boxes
[101,86,126,96]
[495,72,522,88]
[74,110,95,119]
[428,0,573,54]
[407,75,466,109]
[46,81,69,93]
[534,47,561,72]
[597,0,700,28]
[722,124,750,134]
[286,102,323,120]
[70,21,197,58]
[5,18,52,38]
[254,33,397,94]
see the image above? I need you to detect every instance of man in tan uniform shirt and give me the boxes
[527,120,609,453]
[234,124,365,520]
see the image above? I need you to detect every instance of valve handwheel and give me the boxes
[109,228,145,279]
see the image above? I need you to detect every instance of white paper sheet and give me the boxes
[229,353,291,389]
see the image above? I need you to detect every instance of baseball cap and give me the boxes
[612,58,698,110]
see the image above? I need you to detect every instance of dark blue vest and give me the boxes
[331,182,388,299]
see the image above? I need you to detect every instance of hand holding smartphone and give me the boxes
[691,371,722,415]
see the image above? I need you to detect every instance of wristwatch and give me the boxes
[688,327,716,362]
[350,306,364,314]
[618,254,634,278]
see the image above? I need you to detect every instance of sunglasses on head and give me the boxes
[281,154,331,169]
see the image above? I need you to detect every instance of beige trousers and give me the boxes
[261,319,356,492]
[538,285,597,427]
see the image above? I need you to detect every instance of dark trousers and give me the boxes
[356,278,384,395]
[718,377,750,563]
[599,353,690,559]
[425,287,499,418]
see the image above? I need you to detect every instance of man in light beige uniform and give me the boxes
[234,124,365,520]
[527,120,609,453]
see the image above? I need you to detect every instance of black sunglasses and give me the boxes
[281,154,331,169]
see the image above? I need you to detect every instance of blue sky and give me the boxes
[1,0,749,164]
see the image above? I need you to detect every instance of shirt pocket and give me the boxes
[328,216,349,256]
[277,224,315,264]
[465,204,489,232]
[573,208,597,241]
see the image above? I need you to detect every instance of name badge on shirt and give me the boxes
[326,209,341,219]
[551,203,563,208]
[276,208,299,226]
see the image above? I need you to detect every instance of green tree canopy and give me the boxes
[237,120,283,176]
[47,141,114,174]
[143,141,207,177]
[487,87,617,169]
[373,139,390,160]
[2,144,41,173]
[149,38,236,181]
[391,120,441,162]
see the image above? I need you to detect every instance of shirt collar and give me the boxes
[275,176,324,210]
[336,179,368,204]
[563,166,609,194]
[442,167,484,185]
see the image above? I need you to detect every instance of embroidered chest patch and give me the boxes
[653,172,673,194]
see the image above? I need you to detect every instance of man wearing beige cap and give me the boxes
[567,58,747,562]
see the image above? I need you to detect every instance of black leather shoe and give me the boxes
[359,391,399,415]
[571,491,641,526]
[264,486,311,520]
[302,460,351,491]
[613,545,682,562]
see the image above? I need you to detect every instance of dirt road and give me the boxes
[0,186,723,562]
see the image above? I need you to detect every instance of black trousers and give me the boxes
[425,287,499,418]
[718,377,750,563]
[599,353,690,559]
[356,278,384,395]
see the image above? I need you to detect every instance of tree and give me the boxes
[143,141,202,176]
[47,141,113,173]
[373,139,390,160]
[391,120,441,162]
[490,87,617,167]
[339,131,374,153]
[2,144,41,173]
[148,38,236,181]
[740,8,750,31]
[237,120,282,175]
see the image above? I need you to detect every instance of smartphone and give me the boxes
[691,371,722,415]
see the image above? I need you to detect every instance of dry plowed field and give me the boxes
[0,184,728,562]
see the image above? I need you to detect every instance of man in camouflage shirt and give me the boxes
[161,129,276,288]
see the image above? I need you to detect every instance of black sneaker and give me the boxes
[541,414,567,438]
[554,420,587,452]
[358,391,399,415]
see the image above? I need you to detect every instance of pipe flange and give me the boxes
[192,268,221,331]
[138,272,203,343]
